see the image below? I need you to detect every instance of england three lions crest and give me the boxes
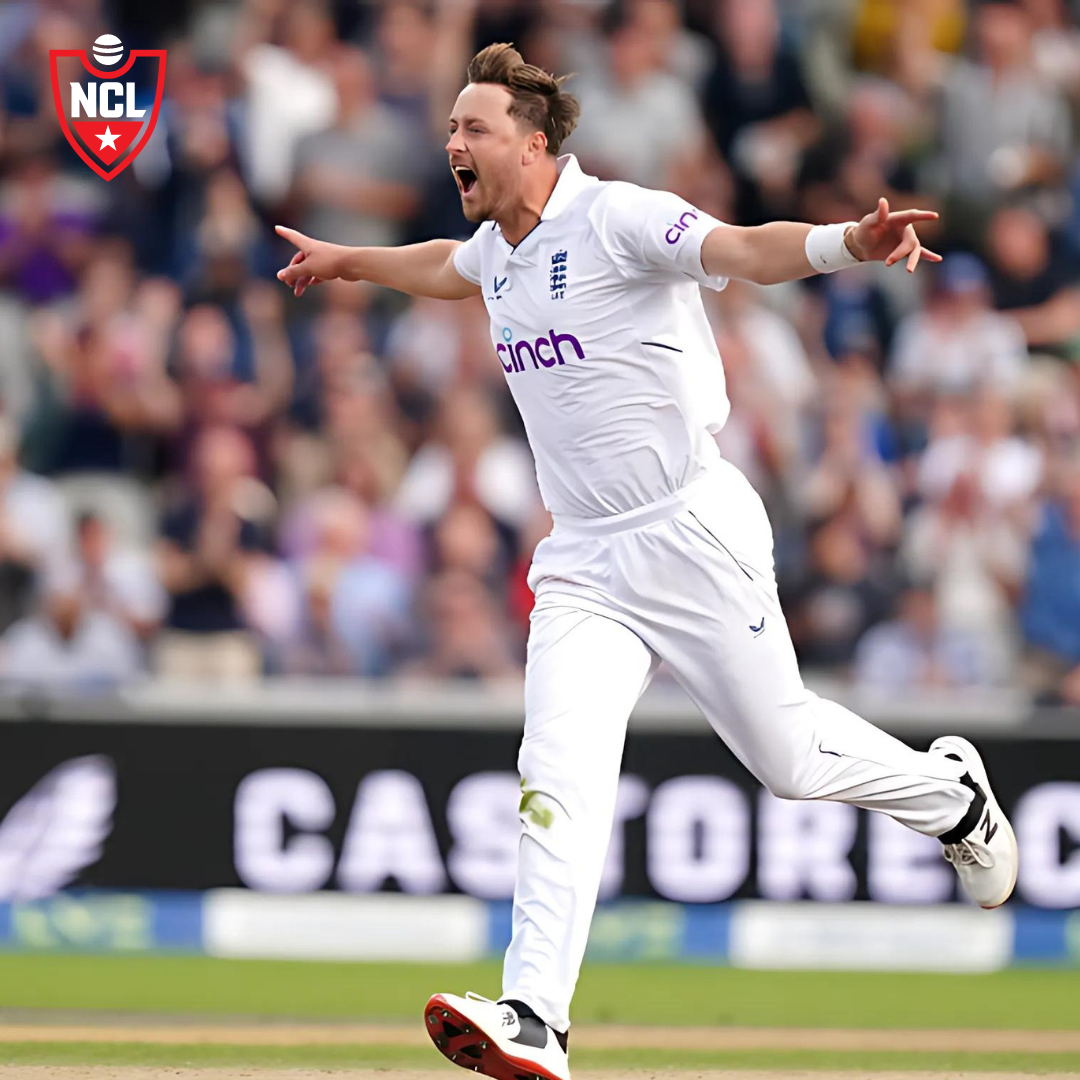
[49,35,166,182]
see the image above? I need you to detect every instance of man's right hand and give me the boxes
[275,226,347,297]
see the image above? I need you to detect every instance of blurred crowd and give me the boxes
[1,0,1080,704]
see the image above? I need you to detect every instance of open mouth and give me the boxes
[453,164,478,196]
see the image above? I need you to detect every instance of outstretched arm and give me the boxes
[700,198,941,286]
[275,226,481,300]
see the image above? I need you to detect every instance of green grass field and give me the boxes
[0,954,1077,1028]
[0,954,1077,1073]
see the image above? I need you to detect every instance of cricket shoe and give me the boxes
[424,992,570,1080]
[931,735,1018,909]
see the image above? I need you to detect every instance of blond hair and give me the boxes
[467,43,580,155]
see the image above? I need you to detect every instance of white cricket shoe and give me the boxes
[424,992,570,1080]
[931,735,1018,909]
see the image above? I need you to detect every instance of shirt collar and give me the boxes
[489,155,591,256]
[539,154,592,221]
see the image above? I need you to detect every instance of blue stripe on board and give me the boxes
[1012,906,1070,962]
[681,903,732,960]
[487,900,514,955]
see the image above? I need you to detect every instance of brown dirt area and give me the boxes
[0,1024,1076,1053]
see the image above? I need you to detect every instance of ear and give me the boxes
[523,129,548,164]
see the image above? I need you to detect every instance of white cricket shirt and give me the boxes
[453,154,730,519]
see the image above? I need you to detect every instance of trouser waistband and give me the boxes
[550,472,713,535]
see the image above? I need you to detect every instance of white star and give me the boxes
[96,126,120,151]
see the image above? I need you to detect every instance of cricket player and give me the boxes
[277,43,1019,1080]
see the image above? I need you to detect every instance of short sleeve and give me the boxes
[452,225,486,286]
[596,185,729,291]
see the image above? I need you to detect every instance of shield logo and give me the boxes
[49,38,166,182]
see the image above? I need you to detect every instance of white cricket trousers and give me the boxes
[502,458,974,1032]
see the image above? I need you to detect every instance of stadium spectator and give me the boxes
[849,0,965,93]
[0,152,102,305]
[137,48,249,279]
[181,167,264,300]
[902,386,1042,674]
[0,417,71,633]
[336,430,424,583]
[902,464,1027,679]
[278,339,423,591]
[786,514,898,671]
[386,294,504,405]
[20,265,181,543]
[570,5,707,189]
[291,46,423,250]
[1021,462,1080,704]
[276,486,411,676]
[370,1,440,131]
[702,0,819,225]
[431,500,512,597]
[237,0,338,206]
[0,562,142,692]
[889,254,1028,401]
[394,385,540,531]
[288,306,375,434]
[24,242,175,477]
[1026,0,1080,95]
[710,279,818,491]
[985,205,1080,357]
[800,76,930,230]
[625,0,713,91]
[917,387,1043,513]
[400,569,523,681]
[168,282,294,457]
[0,8,71,158]
[75,511,166,640]
[154,424,267,681]
[936,1,1071,233]
[277,555,358,676]
[854,580,993,690]
[797,385,903,551]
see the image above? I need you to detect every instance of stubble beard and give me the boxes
[461,193,494,223]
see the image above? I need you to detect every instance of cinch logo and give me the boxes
[665,209,699,244]
[496,326,585,374]
[49,35,166,181]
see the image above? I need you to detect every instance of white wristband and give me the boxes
[805,222,861,273]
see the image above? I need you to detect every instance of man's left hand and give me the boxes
[846,197,942,272]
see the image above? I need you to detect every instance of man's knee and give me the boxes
[762,776,803,801]
[516,781,575,858]
[518,783,567,830]
[757,759,814,802]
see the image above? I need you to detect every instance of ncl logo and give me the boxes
[665,209,699,245]
[497,327,585,374]
[49,35,166,181]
